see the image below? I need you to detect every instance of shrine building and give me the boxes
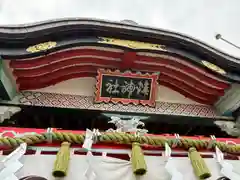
[0,18,239,136]
[0,18,239,180]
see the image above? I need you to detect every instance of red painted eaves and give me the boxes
[8,48,231,105]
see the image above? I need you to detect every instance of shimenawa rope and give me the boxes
[0,132,239,153]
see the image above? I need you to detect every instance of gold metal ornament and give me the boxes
[26,41,57,53]
[202,60,226,75]
[98,37,166,51]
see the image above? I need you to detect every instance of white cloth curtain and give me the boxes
[8,155,239,180]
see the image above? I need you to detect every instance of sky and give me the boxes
[0,0,240,58]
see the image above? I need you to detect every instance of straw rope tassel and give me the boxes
[52,142,71,177]
[131,142,147,175]
[188,147,211,179]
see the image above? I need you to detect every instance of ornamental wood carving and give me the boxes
[26,41,56,53]
[98,37,166,51]
[202,60,226,75]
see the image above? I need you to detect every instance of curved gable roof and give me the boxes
[0,18,240,75]
[1,18,240,105]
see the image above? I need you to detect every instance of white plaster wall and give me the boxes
[30,78,200,105]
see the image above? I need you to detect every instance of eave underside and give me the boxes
[5,44,231,105]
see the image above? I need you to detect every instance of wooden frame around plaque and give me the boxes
[95,69,159,107]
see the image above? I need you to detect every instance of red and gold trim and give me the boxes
[7,46,231,105]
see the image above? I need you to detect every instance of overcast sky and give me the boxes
[0,0,240,58]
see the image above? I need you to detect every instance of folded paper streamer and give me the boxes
[52,142,71,177]
[131,142,147,175]
[172,134,180,148]
[83,129,99,180]
[46,128,53,143]
[0,143,27,180]
[82,129,101,151]
[215,146,240,180]
[165,159,183,180]
[188,147,211,179]
[85,151,97,180]
[164,143,183,180]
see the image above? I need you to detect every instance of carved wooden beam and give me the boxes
[214,117,240,137]
[215,83,240,116]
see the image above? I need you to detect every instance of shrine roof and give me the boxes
[0,18,239,73]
